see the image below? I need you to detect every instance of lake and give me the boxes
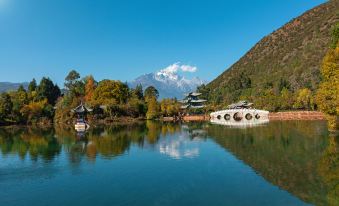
[0,121,337,206]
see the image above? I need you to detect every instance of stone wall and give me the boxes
[182,115,210,121]
[269,111,325,120]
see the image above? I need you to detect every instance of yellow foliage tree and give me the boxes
[160,98,180,116]
[84,75,96,102]
[92,80,129,105]
[294,88,314,110]
[316,43,339,131]
[20,99,48,123]
[146,97,159,120]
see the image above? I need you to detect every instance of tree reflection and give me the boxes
[0,122,196,163]
[318,133,339,206]
[206,121,332,206]
[0,121,336,205]
[0,126,61,161]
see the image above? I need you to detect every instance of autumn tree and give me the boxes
[20,99,49,123]
[146,97,159,120]
[144,86,159,101]
[84,75,96,102]
[160,98,180,116]
[316,24,339,131]
[293,88,313,110]
[92,80,129,105]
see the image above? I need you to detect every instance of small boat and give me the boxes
[210,101,269,127]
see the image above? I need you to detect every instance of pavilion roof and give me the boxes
[72,102,93,113]
[184,92,202,97]
[227,101,253,109]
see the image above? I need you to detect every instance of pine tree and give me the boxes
[36,77,61,105]
[134,84,144,100]
[0,93,13,122]
[28,78,37,92]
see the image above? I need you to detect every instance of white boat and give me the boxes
[210,101,269,127]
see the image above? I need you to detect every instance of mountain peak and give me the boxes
[129,63,206,99]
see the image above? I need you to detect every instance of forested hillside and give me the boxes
[203,0,338,111]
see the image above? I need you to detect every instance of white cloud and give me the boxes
[180,64,197,72]
[160,62,197,74]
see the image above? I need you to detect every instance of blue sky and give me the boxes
[0,0,326,86]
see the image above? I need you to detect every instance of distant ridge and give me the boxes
[0,82,29,93]
[129,72,206,99]
[206,0,339,103]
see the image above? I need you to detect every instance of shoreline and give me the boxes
[268,111,325,120]
[0,111,327,127]
[163,111,326,121]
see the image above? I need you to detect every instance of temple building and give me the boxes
[180,92,207,109]
[72,102,93,121]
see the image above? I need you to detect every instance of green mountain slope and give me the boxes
[205,0,339,110]
[0,82,29,93]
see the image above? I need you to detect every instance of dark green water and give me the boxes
[0,121,338,206]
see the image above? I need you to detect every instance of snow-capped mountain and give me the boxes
[129,63,206,99]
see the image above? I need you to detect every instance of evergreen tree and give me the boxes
[0,93,13,122]
[134,84,144,100]
[64,70,84,97]
[37,77,61,105]
[28,78,37,92]
[330,23,339,49]
[17,85,26,93]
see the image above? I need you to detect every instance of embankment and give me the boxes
[163,111,326,122]
[269,111,325,120]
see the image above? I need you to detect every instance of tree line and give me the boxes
[0,70,181,125]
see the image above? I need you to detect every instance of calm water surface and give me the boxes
[0,121,337,206]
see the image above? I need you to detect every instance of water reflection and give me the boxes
[0,121,337,206]
[210,118,269,128]
[158,124,207,159]
[0,127,61,161]
[0,122,205,162]
[206,121,338,206]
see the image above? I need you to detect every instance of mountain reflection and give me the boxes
[206,121,338,206]
[0,121,337,205]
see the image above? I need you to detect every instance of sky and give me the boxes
[0,0,327,86]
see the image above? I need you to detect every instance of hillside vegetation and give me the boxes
[203,0,339,111]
